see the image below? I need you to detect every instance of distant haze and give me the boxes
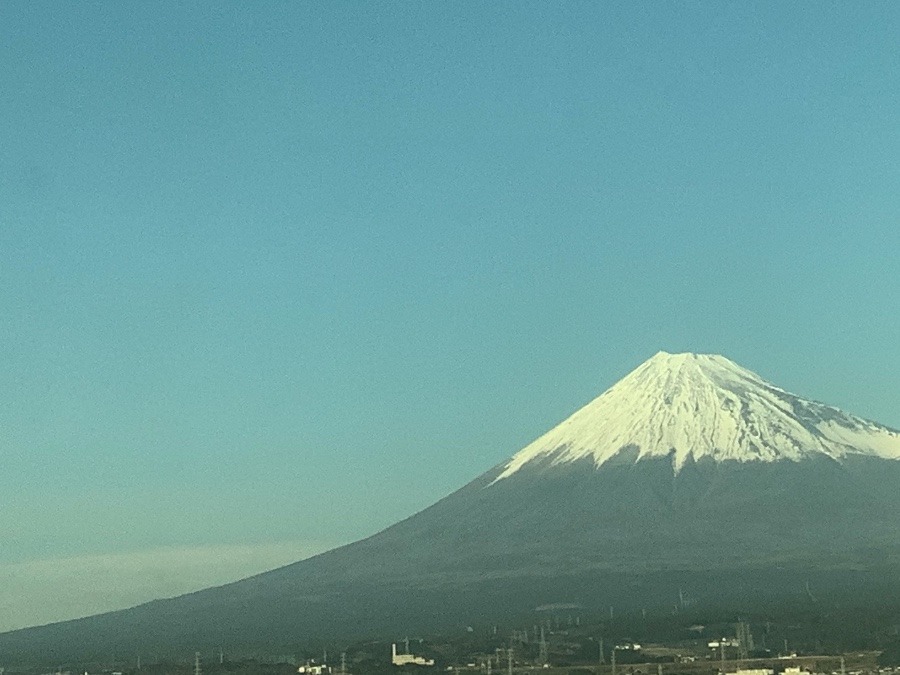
[0,542,333,633]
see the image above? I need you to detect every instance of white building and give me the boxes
[392,643,435,667]
[782,668,812,675]
[710,639,741,649]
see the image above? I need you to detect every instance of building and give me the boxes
[392,643,435,667]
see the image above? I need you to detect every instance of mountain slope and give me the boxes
[2,352,900,662]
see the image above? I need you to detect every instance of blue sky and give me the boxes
[1,2,899,630]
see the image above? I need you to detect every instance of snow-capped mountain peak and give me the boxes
[493,352,900,481]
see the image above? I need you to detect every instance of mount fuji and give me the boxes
[3,352,900,661]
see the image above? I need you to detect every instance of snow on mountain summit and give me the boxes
[493,351,900,481]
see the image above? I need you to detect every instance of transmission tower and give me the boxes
[538,627,548,666]
[736,622,753,660]
[194,652,202,675]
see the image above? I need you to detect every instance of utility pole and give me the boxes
[341,652,347,675]
[507,648,513,675]
[611,648,616,675]
[598,638,605,666]
[194,652,202,675]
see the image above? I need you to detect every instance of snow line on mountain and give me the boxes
[492,352,900,482]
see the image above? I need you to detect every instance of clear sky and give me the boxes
[1,1,898,631]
